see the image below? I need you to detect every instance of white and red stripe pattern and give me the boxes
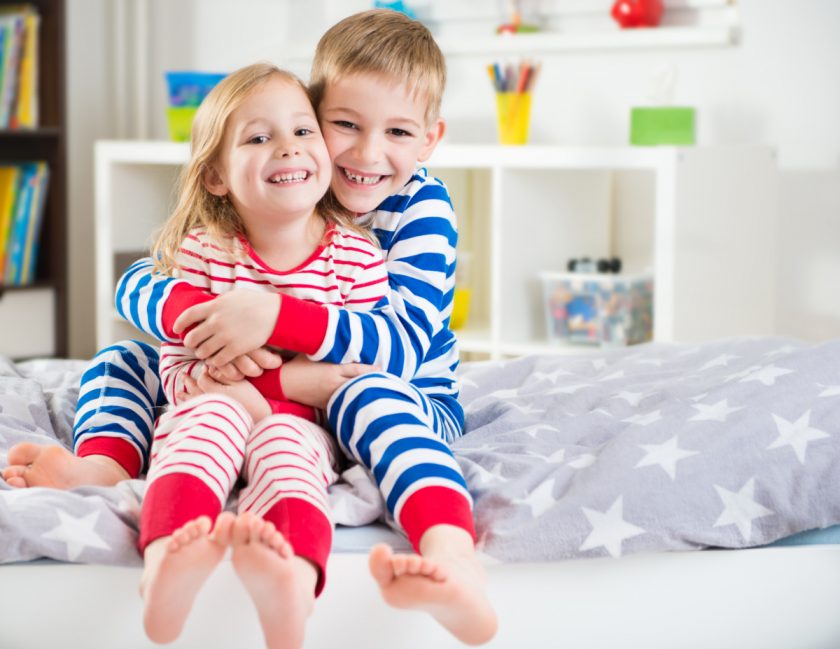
[238,415,339,521]
[146,394,252,506]
[157,224,387,406]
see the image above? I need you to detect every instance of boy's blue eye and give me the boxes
[334,120,357,130]
[388,128,411,137]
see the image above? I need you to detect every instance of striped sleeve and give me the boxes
[269,177,456,381]
[115,257,210,343]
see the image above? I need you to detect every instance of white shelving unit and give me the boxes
[95,141,777,359]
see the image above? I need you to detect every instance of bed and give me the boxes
[2,336,840,649]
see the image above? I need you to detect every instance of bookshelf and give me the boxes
[0,0,66,359]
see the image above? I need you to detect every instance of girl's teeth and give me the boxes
[344,169,382,185]
[269,171,308,183]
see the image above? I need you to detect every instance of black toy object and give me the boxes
[567,256,622,274]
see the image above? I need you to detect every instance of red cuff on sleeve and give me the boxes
[267,296,329,355]
[248,367,284,400]
[161,283,215,339]
[77,437,143,479]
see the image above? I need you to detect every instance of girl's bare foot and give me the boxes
[369,543,498,646]
[2,443,129,489]
[140,513,234,644]
[230,512,317,649]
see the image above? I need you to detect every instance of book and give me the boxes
[0,164,21,282]
[3,161,37,285]
[11,8,38,128]
[0,12,24,129]
[20,161,48,283]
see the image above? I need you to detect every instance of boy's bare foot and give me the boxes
[369,543,498,646]
[140,513,234,644]
[230,512,316,649]
[2,443,129,489]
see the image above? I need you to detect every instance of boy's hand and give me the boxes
[195,367,272,423]
[174,291,281,367]
[280,355,376,410]
[175,374,205,404]
[207,348,284,383]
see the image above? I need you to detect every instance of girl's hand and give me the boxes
[281,355,376,410]
[195,367,272,423]
[174,291,281,367]
[175,373,205,404]
[206,348,284,383]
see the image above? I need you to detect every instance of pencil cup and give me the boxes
[495,92,532,145]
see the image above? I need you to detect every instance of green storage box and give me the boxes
[630,107,695,146]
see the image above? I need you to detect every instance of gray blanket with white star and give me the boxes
[1,337,839,565]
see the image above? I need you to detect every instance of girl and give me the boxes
[136,62,387,649]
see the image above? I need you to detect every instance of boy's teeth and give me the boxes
[268,171,308,183]
[343,169,382,185]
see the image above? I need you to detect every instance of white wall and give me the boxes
[66,0,840,357]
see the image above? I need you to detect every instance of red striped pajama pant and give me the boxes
[139,393,339,595]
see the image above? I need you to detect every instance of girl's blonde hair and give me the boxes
[152,62,366,275]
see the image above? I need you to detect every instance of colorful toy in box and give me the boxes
[540,271,654,347]
[164,71,227,142]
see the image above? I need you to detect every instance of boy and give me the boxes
[4,9,497,645]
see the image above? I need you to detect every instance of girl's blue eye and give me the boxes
[295,128,314,136]
[248,135,269,144]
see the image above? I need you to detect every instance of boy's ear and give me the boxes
[417,117,446,163]
[203,165,229,197]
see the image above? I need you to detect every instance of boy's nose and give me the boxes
[354,134,382,163]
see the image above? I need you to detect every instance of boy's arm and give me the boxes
[178,178,456,380]
[115,257,214,342]
[270,179,456,380]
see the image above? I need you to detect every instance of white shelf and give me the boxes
[95,141,777,360]
[434,25,738,56]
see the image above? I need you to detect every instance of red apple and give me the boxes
[611,0,664,28]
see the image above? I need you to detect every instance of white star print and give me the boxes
[612,391,647,407]
[579,497,645,558]
[739,365,793,386]
[818,384,840,397]
[622,410,662,426]
[591,359,607,371]
[600,370,625,381]
[636,358,664,367]
[529,367,572,384]
[506,402,546,416]
[699,354,740,371]
[635,436,698,480]
[468,462,504,488]
[723,365,761,383]
[764,344,797,358]
[568,454,596,469]
[690,399,742,423]
[508,424,559,438]
[41,510,111,561]
[713,478,774,543]
[514,478,557,517]
[767,411,830,464]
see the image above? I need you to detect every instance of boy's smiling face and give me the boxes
[319,72,445,214]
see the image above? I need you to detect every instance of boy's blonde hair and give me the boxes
[152,62,362,275]
[309,9,446,125]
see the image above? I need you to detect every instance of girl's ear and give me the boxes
[203,165,228,197]
[417,117,446,163]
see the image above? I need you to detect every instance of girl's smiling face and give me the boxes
[205,75,332,229]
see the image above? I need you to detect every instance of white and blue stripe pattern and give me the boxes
[72,340,164,470]
[327,371,469,523]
